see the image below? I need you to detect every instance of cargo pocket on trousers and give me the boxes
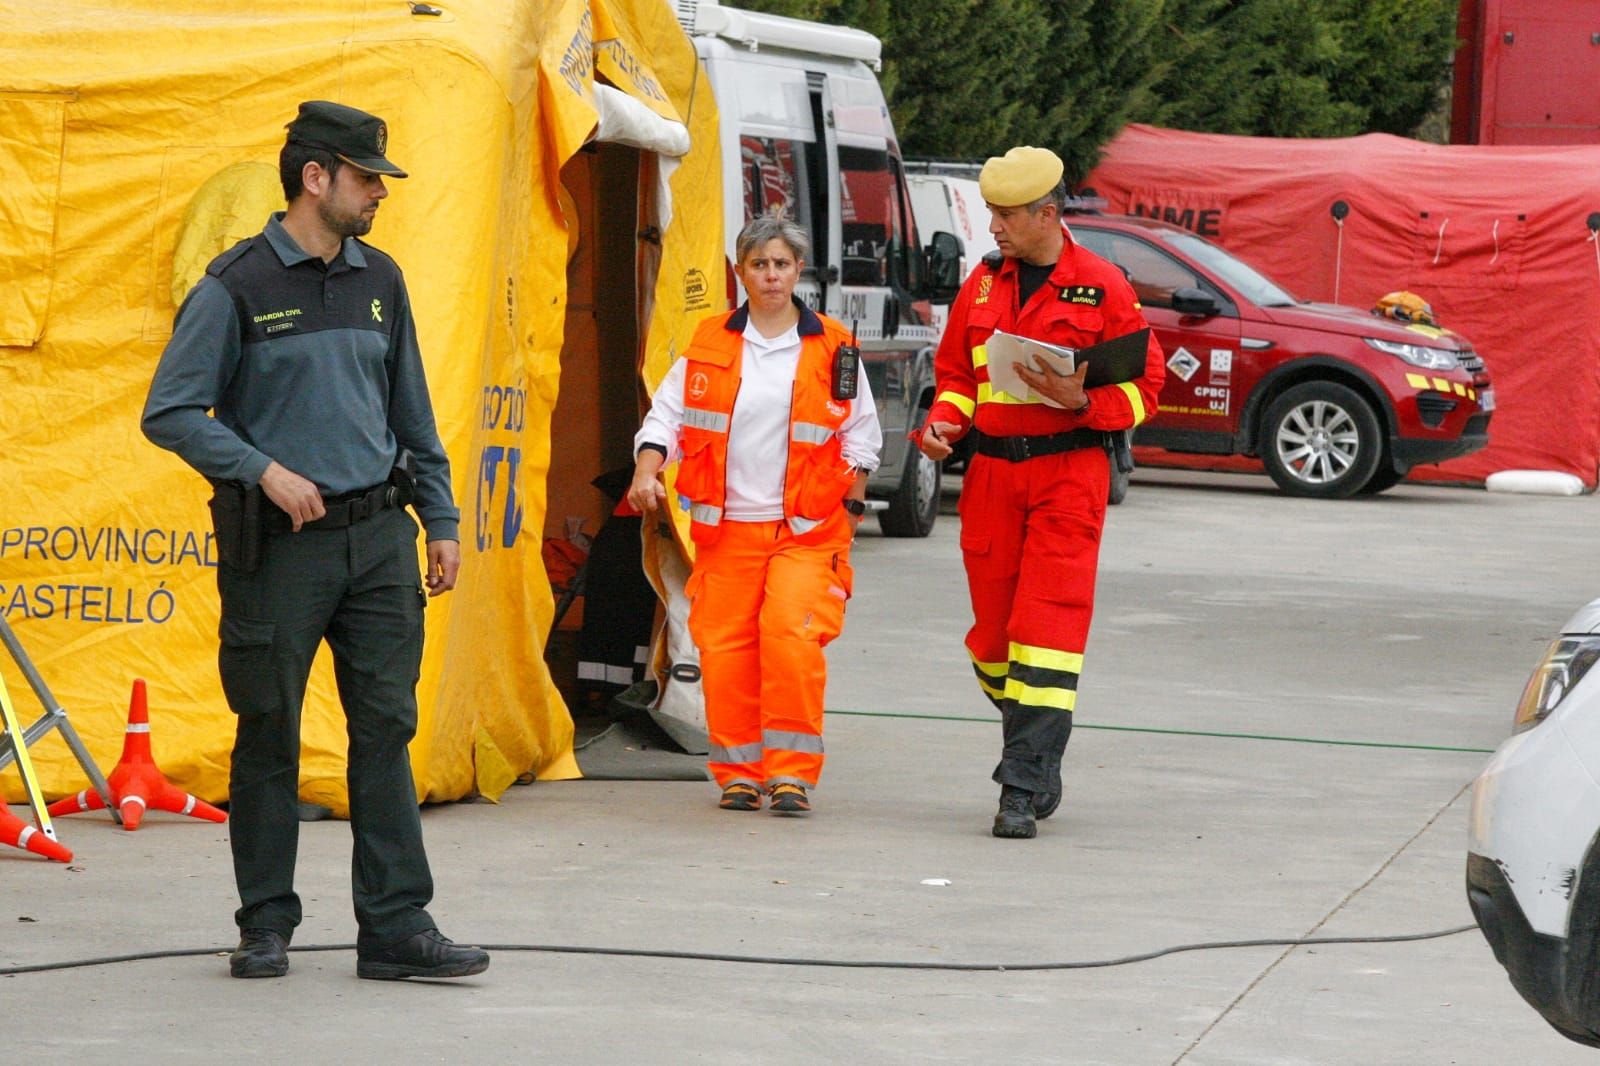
[813,555,853,647]
[959,525,991,557]
[217,615,278,716]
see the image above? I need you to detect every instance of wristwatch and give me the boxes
[842,498,866,516]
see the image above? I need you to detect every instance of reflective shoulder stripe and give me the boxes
[788,515,822,536]
[691,502,723,525]
[937,389,976,419]
[1114,381,1149,426]
[763,729,824,754]
[683,407,730,433]
[792,421,835,445]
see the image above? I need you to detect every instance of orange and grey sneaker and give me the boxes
[718,783,763,811]
[768,783,811,815]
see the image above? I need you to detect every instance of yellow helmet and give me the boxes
[1373,291,1437,327]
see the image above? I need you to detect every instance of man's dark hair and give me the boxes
[279,142,345,201]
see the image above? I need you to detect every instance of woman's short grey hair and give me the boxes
[735,212,811,265]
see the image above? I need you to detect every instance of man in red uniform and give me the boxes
[917,146,1164,839]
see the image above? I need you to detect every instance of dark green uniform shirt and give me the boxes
[143,213,459,542]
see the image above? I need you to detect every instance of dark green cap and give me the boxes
[284,100,407,178]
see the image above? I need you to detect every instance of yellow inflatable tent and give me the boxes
[0,0,722,813]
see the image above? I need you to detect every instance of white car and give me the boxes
[1468,598,1600,1047]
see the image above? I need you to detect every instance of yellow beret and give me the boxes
[979,146,1065,207]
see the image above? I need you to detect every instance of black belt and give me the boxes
[266,483,399,534]
[970,428,1108,462]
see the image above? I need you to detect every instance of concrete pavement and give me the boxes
[3,467,1595,1064]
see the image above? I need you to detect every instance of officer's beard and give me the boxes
[318,199,374,240]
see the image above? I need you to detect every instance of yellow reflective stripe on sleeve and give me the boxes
[1009,641,1084,675]
[971,343,988,369]
[977,382,1039,406]
[1115,381,1149,426]
[937,389,976,419]
[1405,373,1429,390]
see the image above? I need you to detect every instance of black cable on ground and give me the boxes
[0,924,1477,977]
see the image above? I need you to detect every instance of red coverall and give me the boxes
[924,228,1165,796]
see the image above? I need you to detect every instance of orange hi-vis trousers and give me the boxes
[958,446,1109,795]
[687,514,855,791]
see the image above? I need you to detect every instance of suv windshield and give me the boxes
[1158,230,1300,307]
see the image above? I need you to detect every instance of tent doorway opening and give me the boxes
[544,143,658,718]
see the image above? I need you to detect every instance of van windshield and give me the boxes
[1159,231,1300,307]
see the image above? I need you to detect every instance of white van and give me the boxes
[905,167,998,334]
[678,0,962,537]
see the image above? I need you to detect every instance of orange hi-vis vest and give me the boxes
[674,303,858,546]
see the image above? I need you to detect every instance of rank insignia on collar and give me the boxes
[1060,285,1104,306]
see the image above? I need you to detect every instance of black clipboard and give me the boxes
[1077,327,1150,388]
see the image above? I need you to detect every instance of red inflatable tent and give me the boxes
[1083,124,1600,487]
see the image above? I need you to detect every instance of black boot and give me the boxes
[1033,789,1061,820]
[230,928,289,978]
[356,929,490,980]
[993,784,1037,839]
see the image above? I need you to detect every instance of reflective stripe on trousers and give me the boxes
[687,514,853,790]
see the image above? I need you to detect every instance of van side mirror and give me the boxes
[1171,287,1220,317]
[925,231,963,304]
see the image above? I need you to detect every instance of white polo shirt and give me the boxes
[636,318,882,522]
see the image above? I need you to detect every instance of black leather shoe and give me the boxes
[357,929,490,981]
[992,784,1038,839]
[1033,789,1061,820]
[230,928,289,978]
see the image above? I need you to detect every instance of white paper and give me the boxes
[985,330,1078,408]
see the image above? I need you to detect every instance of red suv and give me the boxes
[1066,214,1493,497]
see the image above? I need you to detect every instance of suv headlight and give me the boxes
[1364,337,1461,370]
[1513,635,1600,733]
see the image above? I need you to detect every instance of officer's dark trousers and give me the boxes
[216,506,435,947]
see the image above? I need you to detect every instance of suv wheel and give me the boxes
[1261,381,1382,499]
[879,426,941,537]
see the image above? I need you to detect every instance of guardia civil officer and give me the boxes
[915,147,1166,839]
[142,101,489,980]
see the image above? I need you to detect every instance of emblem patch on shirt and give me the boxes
[826,400,847,417]
[974,276,993,305]
[687,371,710,401]
[1059,285,1103,306]
[370,299,383,323]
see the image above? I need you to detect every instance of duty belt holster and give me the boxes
[207,479,266,574]
[971,427,1107,462]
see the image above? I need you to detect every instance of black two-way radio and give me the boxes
[832,320,860,401]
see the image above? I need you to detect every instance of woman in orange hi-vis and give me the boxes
[628,214,882,815]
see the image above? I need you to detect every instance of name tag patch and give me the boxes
[1059,285,1103,306]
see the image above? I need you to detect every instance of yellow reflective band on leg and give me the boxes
[1009,642,1084,675]
[969,650,1007,699]
[1115,381,1148,426]
[1003,675,1077,712]
[936,390,976,419]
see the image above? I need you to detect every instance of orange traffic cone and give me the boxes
[0,804,72,862]
[47,679,226,831]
